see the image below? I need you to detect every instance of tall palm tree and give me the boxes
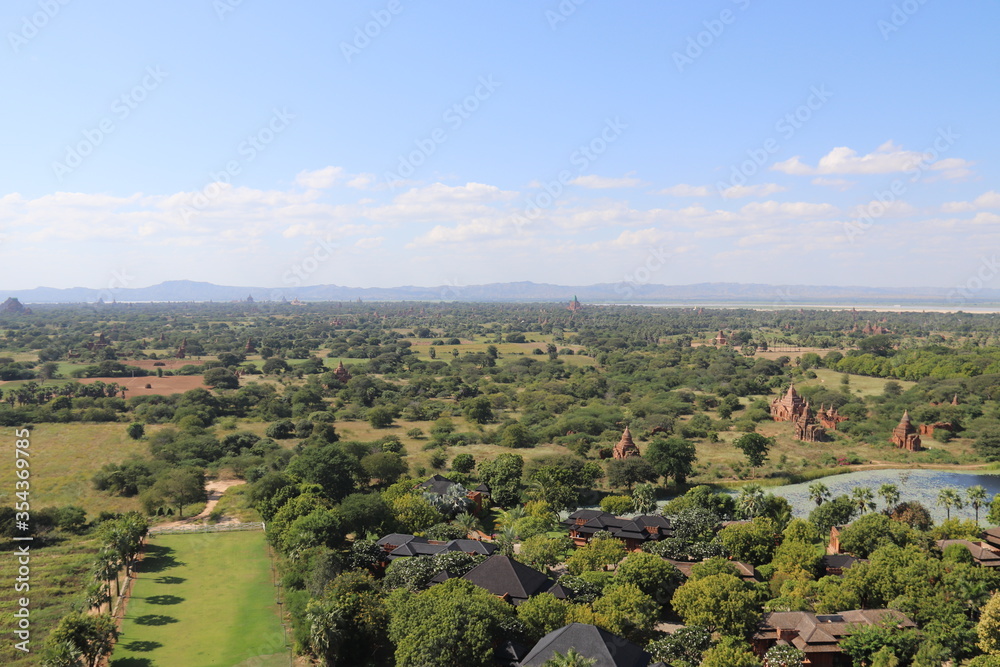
[967,485,989,525]
[937,488,963,521]
[851,487,876,514]
[494,506,525,533]
[878,483,900,512]
[808,482,830,507]
[737,484,765,519]
[453,511,481,537]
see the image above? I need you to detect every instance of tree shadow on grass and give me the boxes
[139,544,184,573]
[121,640,162,652]
[110,659,153,667]
[134,614,178,626]
[153,575,185,584]
[143,594,184,605]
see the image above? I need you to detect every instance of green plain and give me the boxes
[110,530,289,667]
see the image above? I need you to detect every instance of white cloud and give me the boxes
[720,183,786,199]
[570,174,644,189]
[811,177,854,190]
[296,166,345,189]
[658,184,711,197]
[773,141,972,177]
[354,236,384,249]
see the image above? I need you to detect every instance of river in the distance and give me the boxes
[727,469,1000,524]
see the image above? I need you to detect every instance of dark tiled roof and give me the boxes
[564,510,672,542]
[377,533,425,548]
[520,623,652,667]
[418,474,459,495]
[461,556,565,604]
[937,539,1000,567]
[378,533,496,560]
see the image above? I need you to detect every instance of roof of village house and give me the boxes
[520,623,653,667]
[417,474,463,495]
[564,510,673,542]
[983,527,1000,545]
[461,555,567,604]
[665,559,760,583]
[376,533,497,560]
[822,554,861,572]
[937,539,1000,567]
[756,609,916,654]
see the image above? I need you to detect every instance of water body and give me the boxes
[745,469,1000,524]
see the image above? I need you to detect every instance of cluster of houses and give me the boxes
[382,472,964,666]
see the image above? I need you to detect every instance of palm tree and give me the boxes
[808,482,830,507]
[851,487,876,514]
[494,506,526,533]
[737,484,765,519]
[453,511,481,537]
[967,485,990,525]
[937,488,963,521]
[878,483,900,512]
[542,648,597,667]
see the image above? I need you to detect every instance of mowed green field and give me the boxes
[110,531,289,667]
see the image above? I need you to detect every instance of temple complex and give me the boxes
[890,411,922,451]
[770,383,807,422]
[793,404,827,442]
[567,296,582,312]
[817,405,848,431]
[713,330,729,346]
[612,426,641,459]
[333,361,352,384]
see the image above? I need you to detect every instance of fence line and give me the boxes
[149,521,264,535]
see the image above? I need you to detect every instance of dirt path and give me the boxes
[155,479,246,530]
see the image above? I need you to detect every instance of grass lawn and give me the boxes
[110,530,288,667]
[0,423,148,517]
[798,368,916,397]
[0,536,99,666]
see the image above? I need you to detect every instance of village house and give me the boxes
[375,533,496,561]
[754,609,916,667]
[563,510,672,551]
[455,555,568,606]
[936,539,1000,568]
[519,623,655,666]
[416,474,490,513]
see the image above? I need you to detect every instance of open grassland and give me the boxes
[0,537,99,667]
[798,368,916,397]
[0,423,147,517]
[110,531,289,667]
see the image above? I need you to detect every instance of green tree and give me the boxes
[204,366,239,389]
[733,433,774,475]
[979,592,1000,655]
[141,467,205,518]
[840,623,920,667]
[463,396,494,424]
[700,636,762,667]
[937,487,963,521]
[451,453,475,474]
[40,612,117,667]
[631,483,657,515]
[614,550,684,605]
[808,495,858,535]
[361,451,408,486]
[647,626,712,667]
[392,494,445,534]
[518,535,573,572]
[306,571,388,666]
[478,453,524,507]
[763,644,805,667]
[808,482,830,507]
[591,583,658,643]
[387,578,518,667]
[126,422,144,440]
[517,592,571,642]
[368,406,395,429]
[671,573,761,637]
[969,485,990,524]
[600,495,634,515]
[566,536,627,575]
[878,483,900,512]
[285,444,363,502]
[606,457,658,491]
[716,516,779,566]
[851,487,877,514]
[644,437,697,485]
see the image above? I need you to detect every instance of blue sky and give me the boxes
[1,0,998,292]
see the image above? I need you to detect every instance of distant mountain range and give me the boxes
[3,280,998,306]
